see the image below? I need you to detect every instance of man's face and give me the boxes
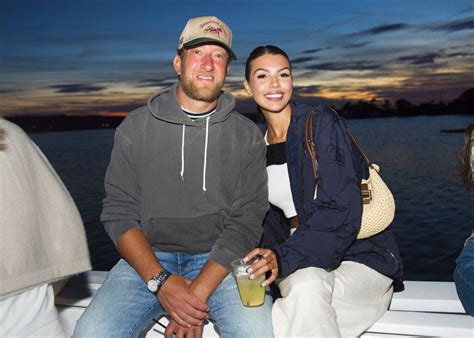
[174,44,229,103]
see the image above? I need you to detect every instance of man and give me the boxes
[74,16,273,338]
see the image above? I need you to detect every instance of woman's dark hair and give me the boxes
[245,45,291,81]
[455,123,474,190]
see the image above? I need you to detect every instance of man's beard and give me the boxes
[179,67,223,103]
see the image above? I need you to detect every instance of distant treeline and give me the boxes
[5,88,473,133]
[338,88,473,119]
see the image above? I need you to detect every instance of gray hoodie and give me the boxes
[101,83,268,270]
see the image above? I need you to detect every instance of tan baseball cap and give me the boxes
[178,16,237,60]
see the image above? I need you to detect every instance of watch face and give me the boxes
[147,279,159,293]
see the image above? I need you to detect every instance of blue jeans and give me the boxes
[73,252,274,337]
[454,236,474,316]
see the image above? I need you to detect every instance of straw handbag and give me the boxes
[304,111,395,239]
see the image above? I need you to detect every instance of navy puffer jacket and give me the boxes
[260,102,403,291]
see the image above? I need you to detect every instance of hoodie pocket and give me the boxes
[147,214,224,253]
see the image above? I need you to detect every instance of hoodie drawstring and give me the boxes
[179,116,210,192]
[180,124,185,181]
[202,116,210,191]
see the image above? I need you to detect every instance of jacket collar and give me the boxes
[258,100,312,135]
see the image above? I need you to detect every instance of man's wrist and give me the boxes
[190,260,228,303]
[147,269,171,295]
[189,280,211,302]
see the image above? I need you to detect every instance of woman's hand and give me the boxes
[243,248,279,286]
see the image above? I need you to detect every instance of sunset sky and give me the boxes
[1,0,473,116]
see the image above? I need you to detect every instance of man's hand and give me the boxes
[158,275,208,327]
[162,260,228,337]
[116,229,208,327]
[164,319,204,338]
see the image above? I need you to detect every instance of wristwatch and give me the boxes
[147,269,171,295]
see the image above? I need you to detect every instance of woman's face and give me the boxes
[244,53,293,115]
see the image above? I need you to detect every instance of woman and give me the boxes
[453,123,474,316]
[242,45,403,337]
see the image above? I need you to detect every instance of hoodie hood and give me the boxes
[147,82,236,125]
[145,82,237,192]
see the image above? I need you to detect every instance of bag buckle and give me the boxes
[361,183,372,204]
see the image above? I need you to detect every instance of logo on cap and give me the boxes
[200,19,227,38]
[204,25,223,37]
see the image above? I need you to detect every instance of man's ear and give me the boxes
[173,55,182,76]
[243,80,252,96]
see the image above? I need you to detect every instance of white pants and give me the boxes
[272,261,393,338]
[0,284,66,337]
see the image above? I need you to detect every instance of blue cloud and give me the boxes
[430,18,474,32]
[291,57,316,64]
[306,61,380,71]
[342,42,370,49]
[137,78,176,88]
[398,53,440,65]
[302,48,328,54]
[49,84,106,93]
[350,23,410,36]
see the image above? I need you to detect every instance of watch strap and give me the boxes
[149,269,171,294]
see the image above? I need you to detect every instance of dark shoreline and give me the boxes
[5,111,472,134]
[4,87,473,133]
[5,115,126,133]
[6,112,473,134]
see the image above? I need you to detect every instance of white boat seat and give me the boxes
[56,272,473,337]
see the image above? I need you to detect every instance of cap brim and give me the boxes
[183,38,237,60]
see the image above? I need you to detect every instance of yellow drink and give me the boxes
[236,274,265,307]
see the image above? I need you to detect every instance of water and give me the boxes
[29,115,473,281]
[30,129,117,271]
